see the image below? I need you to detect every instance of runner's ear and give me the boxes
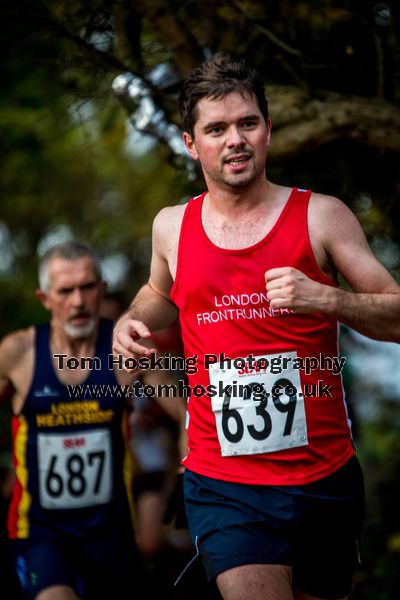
[183,131,199,160]
[35,289,51,310]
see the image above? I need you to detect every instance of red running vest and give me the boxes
[171,188,354,485]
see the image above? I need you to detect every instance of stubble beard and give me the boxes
[219,156,265,189]
[222,167,257,188]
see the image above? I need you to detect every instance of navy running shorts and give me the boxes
[183,456,365,599]
[13,530,142,600]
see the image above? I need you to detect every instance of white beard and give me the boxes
[63,318,96,339]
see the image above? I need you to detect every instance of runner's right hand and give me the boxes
[112,315,156,371]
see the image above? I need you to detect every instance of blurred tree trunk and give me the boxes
[268,87,400,160]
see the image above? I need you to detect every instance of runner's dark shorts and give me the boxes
[13,529,142,600]
[184,456,365,599]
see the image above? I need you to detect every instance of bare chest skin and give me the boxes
[201,196,287,250]
[161,196,285,280]
[163,188,335,282]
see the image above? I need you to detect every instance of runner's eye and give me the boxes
[205,124,225,135]
[241,120,258,129]
[80,282,98,291]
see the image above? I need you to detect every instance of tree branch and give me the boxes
[268,87,400,159]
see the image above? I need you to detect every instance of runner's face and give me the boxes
[40,257,103,339]
[184,92,271,190]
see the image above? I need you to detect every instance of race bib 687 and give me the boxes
[37,429,112,509]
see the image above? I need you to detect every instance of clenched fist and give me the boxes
[265,267,333,313]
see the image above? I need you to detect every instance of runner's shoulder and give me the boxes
[309,192,353,219]
[308,192,361,239]
[0,327,34,372]
[153,203,188,243]
[154,203,187,228]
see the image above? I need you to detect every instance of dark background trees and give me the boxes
[1,1,399,597]
[1,0,399,320]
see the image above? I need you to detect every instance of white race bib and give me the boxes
[37,429,112,509]
[209,352,308,456]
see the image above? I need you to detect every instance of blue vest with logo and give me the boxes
[8,319,133,540]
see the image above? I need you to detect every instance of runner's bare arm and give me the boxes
[142,369,188,461]
[0,331,29,405]
[265,195,400,342]
[113,208,179,363]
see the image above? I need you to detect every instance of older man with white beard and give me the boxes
[0,241,142,600]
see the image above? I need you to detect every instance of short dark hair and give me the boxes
[179,54,269,137]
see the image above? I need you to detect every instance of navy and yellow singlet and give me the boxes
[8,319,134,540]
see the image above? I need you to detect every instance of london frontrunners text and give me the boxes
[54,352,346,377]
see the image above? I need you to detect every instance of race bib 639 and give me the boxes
[209,352,308,457]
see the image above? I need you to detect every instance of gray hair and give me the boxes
[39,241,102,292]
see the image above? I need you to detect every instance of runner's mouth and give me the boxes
[68,313,91,322]
[224,153,251,165]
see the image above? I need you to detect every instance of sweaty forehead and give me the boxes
[48,257,98,289]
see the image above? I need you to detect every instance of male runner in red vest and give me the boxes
[113,54,400,600]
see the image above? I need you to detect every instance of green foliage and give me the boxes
[1,2,399,333]
[355,403,400,599]
[0,2,398,324]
